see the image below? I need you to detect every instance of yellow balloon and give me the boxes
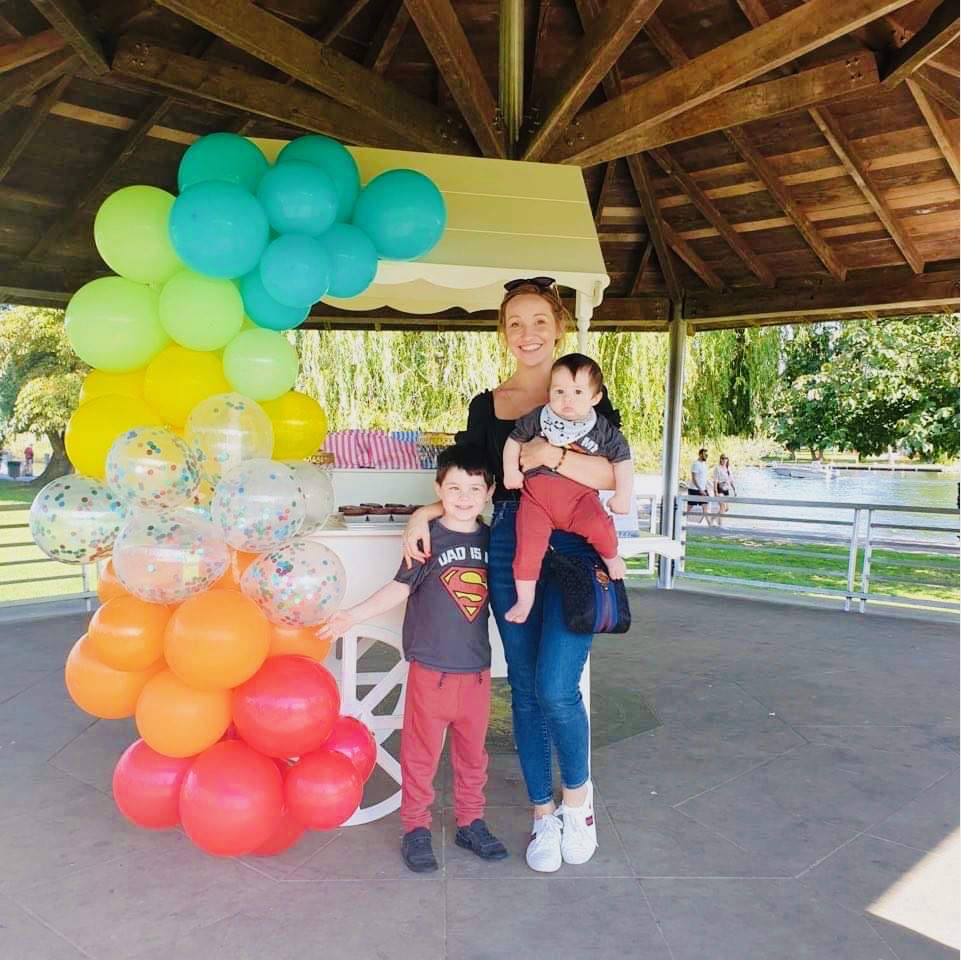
[79,368,146,406]
[65,394,163,479]
[143,345,230,427]
[261,390,328,460]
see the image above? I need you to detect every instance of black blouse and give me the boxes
[454,388,622,503]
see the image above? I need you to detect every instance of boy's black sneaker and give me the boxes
[402,827,439,873]
[455,819,508,861]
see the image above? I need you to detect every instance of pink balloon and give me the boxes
[285,748,362,830]
[112,739,194,829]
[231,655,340,758]
[323,715,377,782]
[179,740,284,856]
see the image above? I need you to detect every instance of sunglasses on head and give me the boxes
[504,276,556,292]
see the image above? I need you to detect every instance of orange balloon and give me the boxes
[97,560,129,603]
[65,634,164,720]
[213,549,259,591]
[164,589,270,691]
[136,669,231,758]
[268,623,332,662]
[88,595,171,671]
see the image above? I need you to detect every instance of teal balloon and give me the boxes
[178,133,268,193]
[259,234,330,308]
[256,161,338,236]
[276,136,360,223]
[169,181,269,279]
[240,270,309,331]
[318,224,378,299]
[352,169,446,261]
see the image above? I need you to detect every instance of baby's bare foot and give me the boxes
[603,555,627,580]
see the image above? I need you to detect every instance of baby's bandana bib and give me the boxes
[540,405,597,447]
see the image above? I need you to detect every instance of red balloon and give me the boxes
[323,715,377,782]
[251,759,306,856]
[112,739,194,829]
[179,740,284,856]
[285,749,362,830]
[231,656,340,758]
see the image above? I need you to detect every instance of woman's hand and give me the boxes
[518,437,561,473]
[403,503,439,567]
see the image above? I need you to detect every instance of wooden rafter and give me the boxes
[649,147,775,287]
[28,0,108,74]
[881,0,959,88]
[364,0,409,74]
[112,38,407,149]
[403,0,506,158]
[152,0,469,154]
[0,73,72,181]
[321,0,371,44]
[627,154,681,300]
[523,0,663,161]
[0,48,78,117]
[662,220,724,291]
[528,0,553,105]
[0,29,65,73]
[907,78,960,183]
[548,0,915,165]
[629,240,654,296]
[910,62,960,113]
[593,161,616,226]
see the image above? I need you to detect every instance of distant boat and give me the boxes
[770,463,838,479]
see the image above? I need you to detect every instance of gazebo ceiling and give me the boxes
[0,0,957,331]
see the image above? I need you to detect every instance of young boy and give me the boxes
[324,445,508,873]
[503,353,633,623]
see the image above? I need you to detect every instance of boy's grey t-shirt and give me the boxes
[393,519,491,673]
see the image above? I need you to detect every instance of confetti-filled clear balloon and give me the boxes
[113,510,229,604]
[284,461,334,533]
[184,392,274,485]
[182,476,215,523]
[212,459,305,552]
[30,475,126,564]
[106,426,201,511]
[241,539,346,626]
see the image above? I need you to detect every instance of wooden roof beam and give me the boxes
[592,161,616,226]
[629,240,654,295]
[910,62,960,113]
[548,0,915,165]
[321,0,371,44]
[28,0,107,74]
[906,77,960,183]
[626,154,681,300]
[364,0,409,74]
[523,0,663,161]
[152,0,469,154]
[112,37,408,149]
[0,73,72,181]
[403,0,506,157]
[661,220,724,292]
[880,0,959,89]
[0,29,65,73]
[0,48,78,117]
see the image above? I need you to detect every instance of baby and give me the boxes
[503,353,633,623]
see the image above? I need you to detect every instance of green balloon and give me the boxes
[94,186,182,285]
[222,328,299,401]
[65,277,169,373]
[159,269,244,352]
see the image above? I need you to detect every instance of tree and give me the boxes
[766,315,960,460]
[0,306,86,485]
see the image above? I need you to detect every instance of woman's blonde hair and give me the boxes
[497,283,571,343]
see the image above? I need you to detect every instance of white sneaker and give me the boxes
[525,812,563,873]
[560,781,598,865]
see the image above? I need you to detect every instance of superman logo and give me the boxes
[440,566,489,623]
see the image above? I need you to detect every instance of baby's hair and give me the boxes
[552,353,603,393]
[436,444,494,487]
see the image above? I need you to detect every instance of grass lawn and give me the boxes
[626,534,960,607]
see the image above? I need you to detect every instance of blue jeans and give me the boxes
[489,499,594,805]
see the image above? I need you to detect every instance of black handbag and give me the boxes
[546,548,631,635]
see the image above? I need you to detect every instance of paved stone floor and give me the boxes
[0,589,957,960]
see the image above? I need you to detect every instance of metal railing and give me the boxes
[666,494,959,615]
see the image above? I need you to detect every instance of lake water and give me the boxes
[637,467,959,546]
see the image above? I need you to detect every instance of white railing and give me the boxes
[667,494,959,615]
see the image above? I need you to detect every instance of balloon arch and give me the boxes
[29,132,446,857]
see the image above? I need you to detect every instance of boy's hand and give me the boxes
[321,610,355,640]
[607,493,630,515]
[503,468,525,490]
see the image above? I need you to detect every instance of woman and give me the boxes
[403,278,617,873]
[711,453,736,522]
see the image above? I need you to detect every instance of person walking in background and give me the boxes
[23,445,34,478]
[712,454,736,524]
[686,447,710,522]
